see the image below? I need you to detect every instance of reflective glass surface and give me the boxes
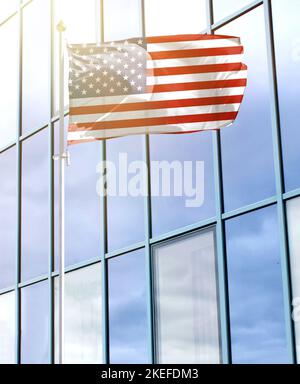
[213,0,253,22]
[286,197,300,362]
[21,129,49,282]
[22,0,50,134]
[21,281,49,364]
[272,0,300,192]
[0,0,17,23]
[0,291,15,364]
[108,249,148,363]
[0,148,16,289]
[225,206,289,363]
[218,7,276,211]
[54,263,102,364]
[153,229,221,363]
[0,16,18,149]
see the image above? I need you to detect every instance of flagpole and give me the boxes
[57,20,66,365]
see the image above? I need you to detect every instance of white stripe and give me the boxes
[70,87,246,107]
[147,70,247,85]
[147,38,241,52]
[147,54,244,68]
[68,120,233,141]
[70,104,240,124]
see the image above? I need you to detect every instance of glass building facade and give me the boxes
[0,0,299,364]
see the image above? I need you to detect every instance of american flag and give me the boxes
[67,34,247,144]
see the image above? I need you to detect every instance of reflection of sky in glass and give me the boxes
[22,0,50,134]
[0,0,17,23]
[0,291,15,364]
[272,0,300,192]
[153,230,221,363]
[108,249,148,363]
[0,15,18,149]
[219,7,276,212]
[21,281,49,364]
[213,0,252,22]
[22,129,49,282]
[226,206,289,363]
[0,148,16,289]
[150,132,215,237]
[145,0,207,36]
[106,136,145,251]
[54,263,102,364]
[286,197,300,362]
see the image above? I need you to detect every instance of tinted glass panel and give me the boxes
[22,0,50,134]
[22,129,49,282]
[286,197,300,362]
[21,281,49,364]
[106,136,145,251]
[153,229,221,363]
[0,148,16,289]
[213,0,252,22]
[145,0,206,36]
[54,263,102,364]
[0,291,15,364]
[272,0,300,191]
[218,7,276,211]
[108,249,148,363]
[150,132,215,237]
[0,16,18,149]
[225,206,289,363]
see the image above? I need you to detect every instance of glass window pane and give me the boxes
[106,136,145,251]
[0,148,16,289]
[0,16,18,149]
[150,132,215,237]
[0,0,17,23]
[286,197,300,362]
[21,281,49,364]
[213,0,252,22]
[145,0,207,36]
[54,263,102,364]
[54,0,98,113]
[22,129,49,282]
[108,249,148,363]
[272,0,300,192]
[104,0,141,41]
[219,7,276,212]
[54,123,102,268]
[153,229,221,363]
[22,0,50,134]
[0,291,15,364]
[225,206,289,363]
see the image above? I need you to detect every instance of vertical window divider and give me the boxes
[140,0,155,364]
[206,0,231,364]
[263,0,296,363]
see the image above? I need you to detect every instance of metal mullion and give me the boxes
[283,189,300,203]
[221,196,277,220]
[140,0,155,364]
[99,0,109,364]
[263,0,296,363]
[15,0,23,365]
[207,0,231,365]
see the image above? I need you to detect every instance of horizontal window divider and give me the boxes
[222,196,277,220]
[0,141,17,154]
[18,274,48,289]
[283,188,300,202]
[52,256,102,277]
[0,286,16,296]
[105,241,146,260]
[212,0,263,31]
[19,123,49,142]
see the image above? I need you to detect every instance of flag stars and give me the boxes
[96,89,101,94]
[88,83,94,89]
[82,89,87,95]
[110,88,115,93]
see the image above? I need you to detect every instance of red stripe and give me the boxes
[149,46,243,60]
[70,95,243,116]
[147,63,247,77]
[147,78,247,93]
[69,112,238,131]
[146,34,239,44]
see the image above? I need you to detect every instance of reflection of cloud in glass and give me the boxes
[153,230,221,363]
[226,206,289,363]
[286,197,300,362]
[54,263,102,364]
[108,249,148,363]
[219,7,276,212]
[0,291,15,364]
[0,147,16,289]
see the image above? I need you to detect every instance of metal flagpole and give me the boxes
[56,20,66,365]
